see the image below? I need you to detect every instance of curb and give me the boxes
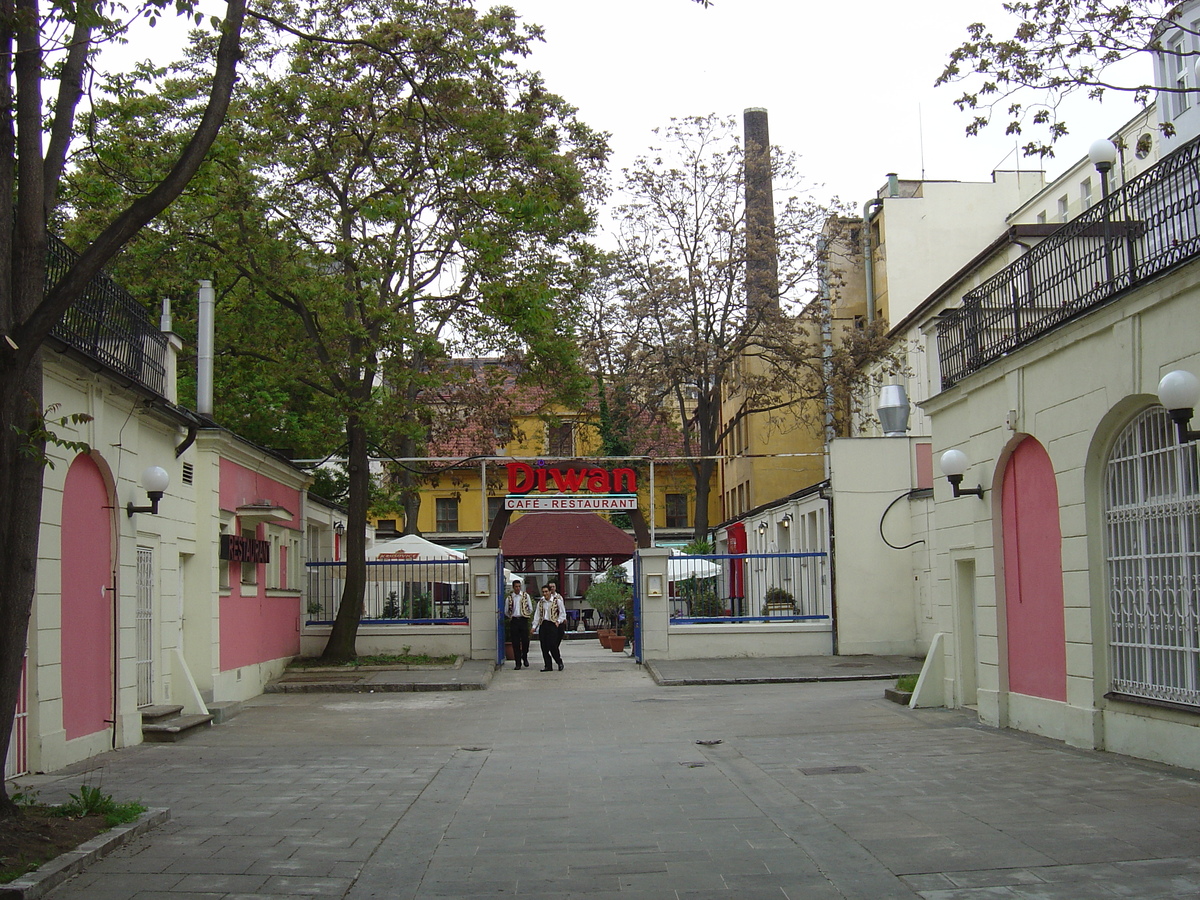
[642,661,920,687]
[0,807,169,899]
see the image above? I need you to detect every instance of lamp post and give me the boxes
[1089,138,1118,287]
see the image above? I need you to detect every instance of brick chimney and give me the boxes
[743,107,778,311]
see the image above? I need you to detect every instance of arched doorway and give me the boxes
[61,454,114,741]
[1001,438,1067,702]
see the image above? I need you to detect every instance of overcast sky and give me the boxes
[504,0,1147,212]
[115,0,1150,225]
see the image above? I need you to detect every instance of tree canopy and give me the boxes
[937,0,1195,156]
[68,0,607,660]
[588,115,890,538]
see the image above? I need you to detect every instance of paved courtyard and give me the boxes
[23,644,1200,899]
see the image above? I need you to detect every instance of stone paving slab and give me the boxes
[13,644,1200,899]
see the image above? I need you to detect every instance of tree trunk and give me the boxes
[691,456,715,541]
[0,352,45,816]
[320,415,370,661]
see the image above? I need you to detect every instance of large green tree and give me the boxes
[0,0,246,814]
[69,0,606,660]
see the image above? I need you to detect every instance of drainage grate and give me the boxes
[800,765,867,776]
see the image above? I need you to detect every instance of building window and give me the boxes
[435,498,459,533]
[1080,177,1092,209]
[1104,407,1200,709]
[547,422,573,457]
[1171,36,1191,118]
[240,527,258,585]
[487,497,503,527]
[1057,195,1069,222]
[375,518,398,536]
[1036,211,1047,225]
[665,493,688,529]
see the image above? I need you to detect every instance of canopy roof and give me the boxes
[372,533,467,560]
[501,513,635,560]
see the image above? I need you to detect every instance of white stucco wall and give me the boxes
[828,437,934,656]
[924,256,1200,770]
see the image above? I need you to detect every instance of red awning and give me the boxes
[501,513,635,559]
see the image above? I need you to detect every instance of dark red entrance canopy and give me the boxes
[501,513,634,560]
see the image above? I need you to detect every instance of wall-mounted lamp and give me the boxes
[333,521,346,535]
[127,466,170,517]
[1157,370,1200,443]
[780,513,792,528]
[939,449,985,499]
[757,521,768,536]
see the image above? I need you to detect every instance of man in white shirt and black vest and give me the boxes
[505,579,533,669]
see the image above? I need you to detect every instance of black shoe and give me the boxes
[514,663,522,669]
[540,667,553,672]
[558,662,564,671]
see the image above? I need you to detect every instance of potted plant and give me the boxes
[764,586,795,614]
[586,567,630,646]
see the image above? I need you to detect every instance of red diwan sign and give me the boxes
[506,461,637,495]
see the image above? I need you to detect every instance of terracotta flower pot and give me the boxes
[597,629,611,646]
[504,642,514,661]
[609,635,626,652]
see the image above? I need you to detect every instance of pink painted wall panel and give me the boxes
[219,594,300,671]
[61,455,112,740]
[218,458,301,526]
[218,457,301,671]
[1002,439,1067,702]
[915,443,934,490]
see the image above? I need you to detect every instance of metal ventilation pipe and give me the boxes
[197,280,215,417]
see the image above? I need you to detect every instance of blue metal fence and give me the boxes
[305,559,470,624]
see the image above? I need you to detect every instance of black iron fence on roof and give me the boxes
[936,135,1200,390]
[48,232,168,396]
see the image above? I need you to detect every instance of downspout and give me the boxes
[818,236,833,478]
[862,198,883,324]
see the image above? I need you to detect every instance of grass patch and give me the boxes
[288,649,458,669]
[0,786,146,883]
[895,674,918,693]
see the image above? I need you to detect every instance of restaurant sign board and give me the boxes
[504,461,638,511]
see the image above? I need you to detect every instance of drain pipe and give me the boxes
[818,236,834,478]
[197,280,215,417]
[862,198,882,324]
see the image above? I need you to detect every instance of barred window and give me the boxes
[1104,407,1200,709]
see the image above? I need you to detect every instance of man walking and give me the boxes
[506,578,533,669]
[532,584,567,671]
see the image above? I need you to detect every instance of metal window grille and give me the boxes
[1105,407,1200,708]
[136,547,154,708]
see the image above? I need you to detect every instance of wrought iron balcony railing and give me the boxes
[937,135,1200,389]
[48,232,168,396]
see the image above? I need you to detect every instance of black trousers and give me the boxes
[509,617,530,664]
[539,620,563,669]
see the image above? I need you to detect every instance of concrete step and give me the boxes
[142,713,214,743]
[138,704,184,725]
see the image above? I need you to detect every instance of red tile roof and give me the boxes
[501,512,635,558]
